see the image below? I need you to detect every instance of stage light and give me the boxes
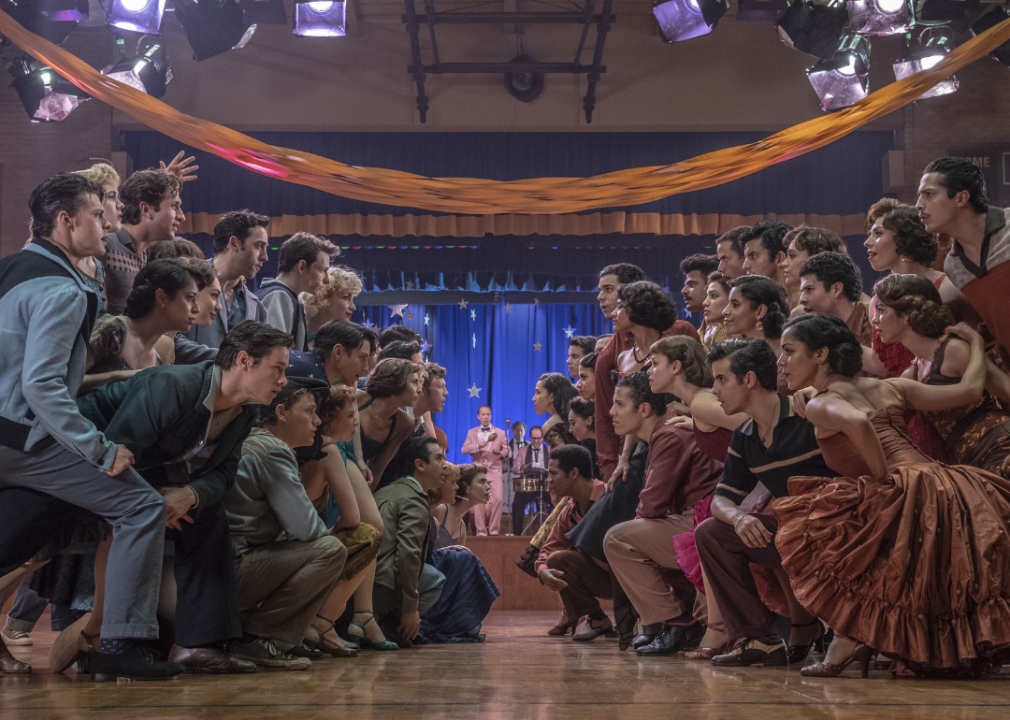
[240,0,286,25]
[807,34,870,111]
[2,0,86,43]
[892,32,957,99]
[7,56,89,122]
[847,0,909,36]
[736,0,788,22]
[173,0,256,61]
[777,0,850,60]
[293,0,346,37]
[102,42,171,98]
[652,0,728,43]
[106,0,165,34]
[972,7,1010,67]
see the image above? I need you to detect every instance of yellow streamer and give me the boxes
[2,9,1009,215]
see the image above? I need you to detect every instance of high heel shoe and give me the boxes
[800,644,874,678]
[548,612,581,636]
[347,612,398,651]
[788,619,826,665]
[310,615,359,658]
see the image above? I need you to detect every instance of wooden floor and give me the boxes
[5,612,1010,719]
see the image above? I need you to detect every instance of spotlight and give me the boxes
[777,0,850,60]
[807,34,870,111]
[106,0,166,34]
[173,0,256,61]
[847,0,909,36]
[972,7,1010,67]
[892,32,957,99]
[102,42,171,98]
[736,0,788,22]
[293,0,346,37]
[7,56,89,122]
[240,0,286,25]
[2,0,87,43]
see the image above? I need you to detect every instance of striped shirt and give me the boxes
[715,394,836,501]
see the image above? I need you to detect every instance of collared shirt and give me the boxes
[945,206,1010,287]
[535,480,606,574]
[715,394,837,501]
[845,302,873,347]
[403,475,424,494]
[637,412,723,519]
[528,444,546,469]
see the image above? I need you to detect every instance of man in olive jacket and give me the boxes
[373,436,450,647]
[76,321,293,674]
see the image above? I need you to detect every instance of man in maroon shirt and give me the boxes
[594,264,698,483]
[603,372,723,656]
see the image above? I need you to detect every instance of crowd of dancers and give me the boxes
[1,154,1009,682]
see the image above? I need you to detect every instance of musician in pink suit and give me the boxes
[462,406,508,536]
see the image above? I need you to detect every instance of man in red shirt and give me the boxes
[604,372,722,656]
[594,264,698,482]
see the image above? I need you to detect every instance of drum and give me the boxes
[513,475,543,493]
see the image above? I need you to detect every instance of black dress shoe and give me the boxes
[92,643,185,682]
[632,622,664,649]
[636,621,706,656]
[168,645,257,674]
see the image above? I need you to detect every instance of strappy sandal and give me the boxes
[788,619,826,665]
[0,645,30,674]
[348,611,398,651]
[309,615,359,658]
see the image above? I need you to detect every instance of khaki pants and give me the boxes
[603,509,703,626]
[234,536,346,646]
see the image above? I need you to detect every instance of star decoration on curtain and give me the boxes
[533,298,541,306]
[420,340,430,354]
[405,280,414,289]
[505,303,512,313]
[424,314,430,326]
[470,309,476,321]
[564,325,576,338]
[389,304,408,318]
[533,342,543,352]
[406,312,415,320]
[459,299,469,310]
[473,333,477,348]
[468,383,482,398]
[362,319,376,329]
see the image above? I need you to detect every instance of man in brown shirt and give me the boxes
[603,372,722,656]
[798,252,873,346]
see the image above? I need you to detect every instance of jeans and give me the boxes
[1,573,47,633]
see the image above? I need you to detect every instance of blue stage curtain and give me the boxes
[349,301,611,463]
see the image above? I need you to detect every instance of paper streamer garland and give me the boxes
[2,8,1010,215]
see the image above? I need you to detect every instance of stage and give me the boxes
[3,611,1010,719]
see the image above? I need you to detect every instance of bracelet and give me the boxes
[732,513,748,530]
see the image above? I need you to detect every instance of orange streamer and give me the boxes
[2,9,1009,215]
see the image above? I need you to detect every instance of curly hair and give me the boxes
[538,372,579,420]
[782,314,863,378]
[866,197,905,230]
[649,336,713,388]
[422,362,446,392]
[745,221,792,260]
[316,384,359,427]
[784,227,843,256]
[74,162,120,189]
[365,358,420,399]
[873,274,954,339]
[879,205,939,267]
[679,253,720,279]
[569,397,595,430]
[455,463,488,502]
[616,371,672,416]
[301,266,362,320]
[716,226,752,258]
[120,170,181,226]
[799,251,862,302]
[617,281,676,332]
[732,275,788,340]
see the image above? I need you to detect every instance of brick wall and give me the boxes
[900,57,1010,203]
[0,26,113,256]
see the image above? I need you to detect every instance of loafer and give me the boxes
[92,643,185,682]
[711,636,788,667]
[228,637,311,671]
[632,622,664,649]
[168,645,257,674]
[636,621,706,656]
[572,615,615,642]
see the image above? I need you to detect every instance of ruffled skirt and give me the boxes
[774,464,1010,673]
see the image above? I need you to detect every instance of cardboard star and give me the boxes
[405,280,414,289]
[389,304,408,318]
[424,314,430,326]
[505,303,512,313]
[564,325,576,339]
[468,383,482,398]
[459,299,469,310]
[533,298,540,306]
[470,309,476,321]
[473,333,477,349]
[406,312,415,320]
[362,319,376,329]
[534,342,543,352]
[420,340,430,354]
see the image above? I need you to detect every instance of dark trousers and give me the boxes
[166,502,243,648]
[695,514,782,639]
[512,491,552,535]
[545,549,612,619]
[0,487,78,576]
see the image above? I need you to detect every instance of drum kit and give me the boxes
[514,467,550,535]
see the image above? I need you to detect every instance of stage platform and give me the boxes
[3,611,1010,719]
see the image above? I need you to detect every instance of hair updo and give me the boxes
[456,464,488,503]
[880,206,938,267]
[732,275,788,340]
[124,259,206,319]
[873,274,953,339]
[782,313,863,378]
[649,336,714,388]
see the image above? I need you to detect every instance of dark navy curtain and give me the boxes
[353,302,609,463]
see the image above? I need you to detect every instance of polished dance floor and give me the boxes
[4,611,1010,719]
